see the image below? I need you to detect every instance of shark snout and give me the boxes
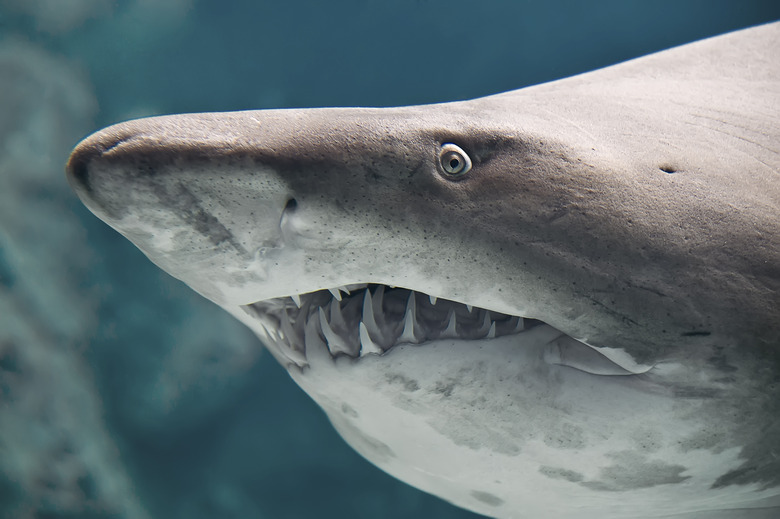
[66,122,137,207]
[65,110,425,306]
[65,116,194,224]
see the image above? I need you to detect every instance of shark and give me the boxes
[65,22,779,519]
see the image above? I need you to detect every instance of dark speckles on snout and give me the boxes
[470,490,504,507]
[631,429,663,454]
[543,423,586,450]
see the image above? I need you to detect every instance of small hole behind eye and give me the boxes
[284,198,298,211]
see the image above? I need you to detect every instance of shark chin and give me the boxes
[65,21,780,519]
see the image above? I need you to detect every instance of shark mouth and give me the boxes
[241,283,548,367]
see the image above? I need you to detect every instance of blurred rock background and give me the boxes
[0,1,778,518]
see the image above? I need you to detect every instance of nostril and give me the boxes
[279,198,303,239]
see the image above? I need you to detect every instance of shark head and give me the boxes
[66,23,780,519]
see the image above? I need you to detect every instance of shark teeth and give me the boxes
[319,307,357,356]
[398,291,423,344]
[256,316,307,366]
[359,322,383,356]
[441,309,459,338]
[242,284,539,364]
[476,311,492,338]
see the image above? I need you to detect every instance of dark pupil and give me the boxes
[449,158,460,169]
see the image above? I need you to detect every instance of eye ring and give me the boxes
[439,143,472,178]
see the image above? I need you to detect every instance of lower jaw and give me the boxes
[281,328,659,519]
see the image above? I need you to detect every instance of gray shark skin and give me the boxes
[66,22,779,519]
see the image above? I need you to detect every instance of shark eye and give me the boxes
[439,143,472,178]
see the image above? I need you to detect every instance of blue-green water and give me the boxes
[1,2,778,518]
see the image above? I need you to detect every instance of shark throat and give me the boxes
[241,284,547,366]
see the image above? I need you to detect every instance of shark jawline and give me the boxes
[242,283,558,366]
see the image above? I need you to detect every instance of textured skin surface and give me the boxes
[66,23,779,518]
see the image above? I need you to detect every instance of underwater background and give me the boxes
[1,1,779,518]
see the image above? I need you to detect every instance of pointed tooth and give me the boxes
[259,321,277,342]
[362,289,383,341]
[466,304,473,313]
[294,298,312,334]
[261,325,281,347]
[370,285,395,341]
[373,285,385,312]
[257,321,274,342]
[279,310,302,347]
[487,321,496,339]
[278,316,291,341]
[304,312,321,342]
[319,307,355,356]
[429,294,438,305]
[477,311,492,336]
[302,312,328,363]
[317,305,330,328]
[359,322,383,356]
[441,308,458,338]
[329,299,348,333]
[328,288,342,301]
[291,293,302,308]
[509,316,525,333]
[398,291,421,344]
[266,318,306,366]
[398,310,416,343]
[340,285,351,295]
[277,338,307,365]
